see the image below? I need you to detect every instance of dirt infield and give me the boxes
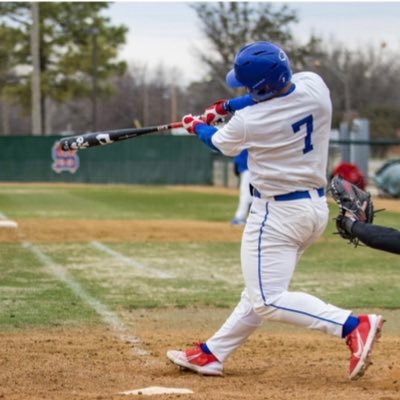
[0,219,245,243]
[1,194,399,244]
[1,308,399,400]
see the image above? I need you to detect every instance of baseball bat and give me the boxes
[58,121,183,151]
[58,94,254,151]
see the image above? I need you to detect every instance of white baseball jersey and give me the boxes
[212,72,332,196]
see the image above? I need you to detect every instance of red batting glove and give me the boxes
[182,114,204,134]
[204,100,229,125]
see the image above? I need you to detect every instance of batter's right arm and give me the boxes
[204,95,255,125]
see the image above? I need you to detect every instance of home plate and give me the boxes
[119,386,193,395]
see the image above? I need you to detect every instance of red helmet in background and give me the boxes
[332,162,366,190]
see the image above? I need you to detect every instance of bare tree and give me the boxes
[307,42,400,138]
[191,2,320,92]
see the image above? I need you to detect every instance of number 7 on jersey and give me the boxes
[292,114,314,154]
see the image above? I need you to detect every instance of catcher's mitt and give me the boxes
[329,176,374,246]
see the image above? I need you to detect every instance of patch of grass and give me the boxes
[0,185,399,331]
[41,242,243,310]
[294,238,400,308]
[0,244,99,329]
[39,238,400,315]
[0,185,237,221]
[1,237,399,331]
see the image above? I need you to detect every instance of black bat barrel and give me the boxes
[59,127,158,151]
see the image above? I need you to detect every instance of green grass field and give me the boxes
[0,184,399,331]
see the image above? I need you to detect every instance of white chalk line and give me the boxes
[22,241,149,357]
[90,241,236,284]
[90,241,174,279]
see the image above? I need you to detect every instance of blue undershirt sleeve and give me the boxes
[194,124,220,152]
[224,95,255,112]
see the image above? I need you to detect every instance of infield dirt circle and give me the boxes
[0,194,399,399]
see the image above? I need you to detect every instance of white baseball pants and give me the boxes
[207,193,352,362]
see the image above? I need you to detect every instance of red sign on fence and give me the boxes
[51,141,80,174]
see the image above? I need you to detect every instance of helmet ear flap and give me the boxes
[251,85,275,102]
[250,68,292,102]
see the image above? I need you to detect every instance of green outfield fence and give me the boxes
[0,135,214,184]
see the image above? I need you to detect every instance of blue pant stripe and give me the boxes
[270,303,344,326]
[257,202,269,303]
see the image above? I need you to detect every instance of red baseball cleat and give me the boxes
[346,314,384,380]
[167,343,223,376]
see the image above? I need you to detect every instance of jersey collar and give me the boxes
[276,83,296,98]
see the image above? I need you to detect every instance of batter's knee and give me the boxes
[252,291,287,319]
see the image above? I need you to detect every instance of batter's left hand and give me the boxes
[182,114,204,134]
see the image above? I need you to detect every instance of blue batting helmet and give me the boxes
[226,41,292,101]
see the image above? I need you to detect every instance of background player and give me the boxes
[167,41,383,380]
[231,149,252,225]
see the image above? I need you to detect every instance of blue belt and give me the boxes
[252,187,325,201]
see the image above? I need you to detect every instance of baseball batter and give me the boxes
[167,41,383,380]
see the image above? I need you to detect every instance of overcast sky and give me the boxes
[105,1,400,84]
